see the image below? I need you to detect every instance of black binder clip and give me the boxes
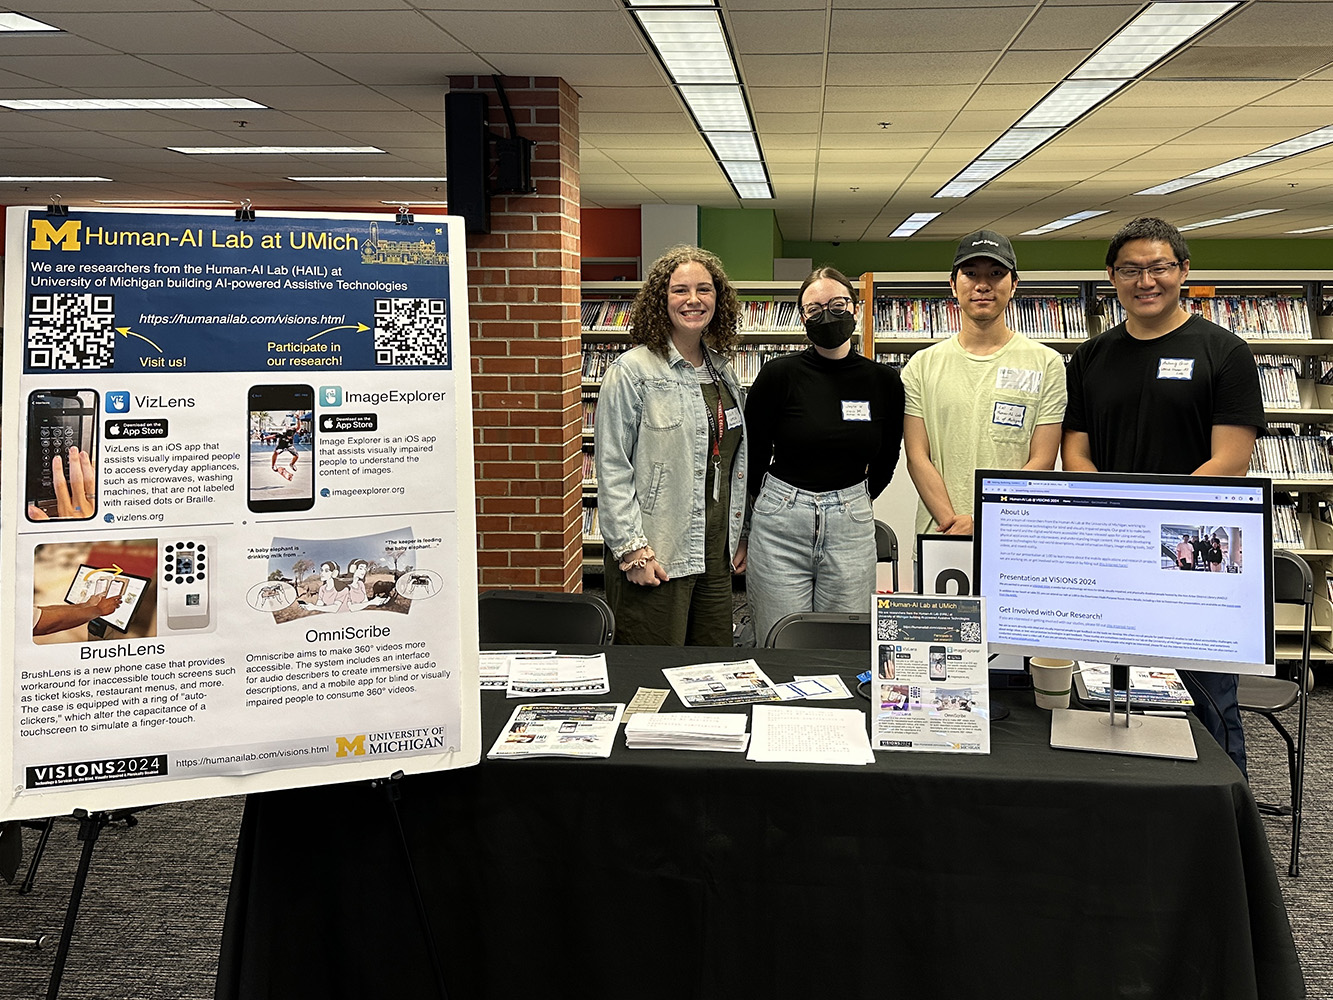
[394,203,414,226]
[235,198,255,222]
[46,194,69,217]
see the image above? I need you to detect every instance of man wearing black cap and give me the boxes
[901,230,1066,538]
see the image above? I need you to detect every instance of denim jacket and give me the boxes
[594,342,748,579]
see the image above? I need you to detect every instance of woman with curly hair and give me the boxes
[595,245,748,645]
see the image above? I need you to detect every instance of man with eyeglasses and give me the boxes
[902,230,1066,539]
[1062,215,1265,774]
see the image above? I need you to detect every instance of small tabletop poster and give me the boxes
[871,593,990,754]
[2,208,481,821]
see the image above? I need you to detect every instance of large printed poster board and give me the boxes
[2,208,480,821]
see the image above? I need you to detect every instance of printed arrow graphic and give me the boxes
[116,327,163,354]
[305,322,370,343]
[83,564,124,581]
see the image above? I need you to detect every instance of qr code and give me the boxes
[373,297,450,367]
[961,621,982,643]
[877,618,898,641]
[27,294,116,370]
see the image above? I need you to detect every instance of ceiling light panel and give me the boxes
[1135,124,1333,194]
[0,175,111,182]
[705,132,761,159]
[1014,80,1125,129]
[625,0,771,200]
[678,85,750,130]
[1020,210,1109,236]
[172,146,385,154]
[933,2,1238,200]
[1179,209,1283,231]
[2,98,267,111]
[0,13,60,31]
[889,212,939,238]
[1287,225,1333,234]
[1071,2,1239,80]
[632,9,735,84]
[289,176,446,182]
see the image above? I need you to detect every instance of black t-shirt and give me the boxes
[744,347,905,497]
[1065,315,1265,474]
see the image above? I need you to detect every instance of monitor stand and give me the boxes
[1049,663,1197,761]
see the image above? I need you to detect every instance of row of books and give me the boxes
[731,345,804,383]
[872,296,1091,338]
[1185,296,1313,338]
[581,393,597,430]
[581,450,596,485]
[1273,502,1305,548]
[1249,434,1333,478]
[582,344,628,381]
[1095,296,1315,339]
[582,298,808,332]
[582,504,601,541]
[582,299,633,329]
[1256,359,1303,409]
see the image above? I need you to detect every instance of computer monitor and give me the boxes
[64,564,152,634]
[974,470,1274,678]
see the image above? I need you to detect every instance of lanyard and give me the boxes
[701,352,727,500]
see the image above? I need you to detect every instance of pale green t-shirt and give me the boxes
[901,332,1067,536]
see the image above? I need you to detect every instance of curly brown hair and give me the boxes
[628,245,741,358]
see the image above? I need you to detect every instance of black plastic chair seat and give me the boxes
[765,612,870,650]
[1237,675,1299,715]
[478,589,615,645]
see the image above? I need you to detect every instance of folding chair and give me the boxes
[764,612,871,650]
[478,589,615,645]
[875,520,899,592]
[1238,549,1312,876]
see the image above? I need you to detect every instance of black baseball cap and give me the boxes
[953,229,1017,271]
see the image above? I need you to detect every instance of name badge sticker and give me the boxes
[842,400,871,421]
[992,401,1026,428]
[724,406,742,430]
[996,367,1043,394]
[1158,358,1195,380]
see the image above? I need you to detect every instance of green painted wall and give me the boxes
[698,207,781,280]
[781,238,1333,276]
[692,205,1332,280]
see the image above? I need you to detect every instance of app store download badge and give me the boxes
[105,391,130,414]
[319,385,342,407]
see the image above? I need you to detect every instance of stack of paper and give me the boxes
[487,703,624,759]
[746,705,875,765]
[624,712,749,752]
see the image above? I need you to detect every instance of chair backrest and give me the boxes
[874,520,899,592]
[1273,549,1314,609]
[765,612,871,650]
[478,589,615,645]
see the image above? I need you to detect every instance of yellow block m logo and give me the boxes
[335,735,366,757]
[31,219,82,251]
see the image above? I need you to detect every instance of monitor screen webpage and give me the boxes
[974,470,1274,676]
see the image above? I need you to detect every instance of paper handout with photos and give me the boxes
[487,703,625,759]
[661,660,784,708]
[506,653,610,698]
[872,594,990,754]
[478,649,557,690]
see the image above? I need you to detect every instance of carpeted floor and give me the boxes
[2,677,1328,1000]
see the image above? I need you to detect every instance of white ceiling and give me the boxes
[2,1,1332,242]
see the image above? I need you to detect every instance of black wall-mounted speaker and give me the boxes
[445,91,490,234]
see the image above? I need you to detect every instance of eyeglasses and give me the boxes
[1112,261,1181,281]
[800,296,854,319]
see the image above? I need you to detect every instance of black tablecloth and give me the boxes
[215,646,1303,1000]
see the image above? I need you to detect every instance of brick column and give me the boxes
[448,76,582,592]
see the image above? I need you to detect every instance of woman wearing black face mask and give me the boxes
[743,266,905,646]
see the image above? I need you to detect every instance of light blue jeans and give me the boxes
[746,474,877,647]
